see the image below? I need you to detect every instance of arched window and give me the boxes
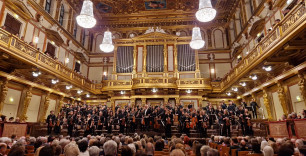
[45,0,52,14]
[59,4,65,26]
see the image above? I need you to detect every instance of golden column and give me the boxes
[141,98,146,106]
[40,92,51,122]
[143,45,147,74]
[175,97,180,106]
[298,73,306,102]
[110,99,115,113]
[132,45,137,78]
[263,89,273,120]
[195,50,200,78]
[19,86,32,121]
[173,44,178,77]
[164,97,169,105]
[277,82,288,115]
[164,44,168,73]
[0,79,8,115]
[130,98,136,107]
[56,95,65,114]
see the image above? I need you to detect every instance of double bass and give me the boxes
[154,117,160,129]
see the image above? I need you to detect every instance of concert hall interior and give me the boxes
[0,0,305,155]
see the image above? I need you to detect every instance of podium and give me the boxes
[1,123,27,137]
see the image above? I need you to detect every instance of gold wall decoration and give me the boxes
[57,96,65,114]
[277,82,288,115]
[263,89,273,120]
[19,86,32,121]
[40,92,51,122]
[0,79,8,116]
[298,72,306,103]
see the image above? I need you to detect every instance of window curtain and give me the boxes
[146,45,164,72]
[116,46,134,73]
[177,44,196,71]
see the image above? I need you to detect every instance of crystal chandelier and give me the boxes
[196,0,217,22]
[190,27,205,50]
[76,0,96,28]
[100,30,114,53]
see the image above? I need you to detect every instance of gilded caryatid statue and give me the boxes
[40,92,51,122]
[277,82,288,115]
[263,89,273,120]
[57,96,65,114]
[19,87,33,121]
[298,73,306,102]
[0,79,8,116]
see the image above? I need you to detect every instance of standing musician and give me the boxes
[243,109,253,135]
[118,110,126,134]
[97,111,104,135]
[46,110,56,135]
[164,109,172,138]
[250,99,259,118]
[84,114,94,136]
[217,112,224,136]
[197,110,208,137]
[207,105,215,127]
[67,111,74,137]
[222,109,231,137]
[183,112,191,136]
[144,105,152,131]
[237,106,246,136]
[54,113,63,135]
[107,111,113,134]
[74,114,83,136]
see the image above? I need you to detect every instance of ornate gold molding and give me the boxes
[263,89,273,120]
[0,79,8,116]
[57,95,65,114]
[298,72,306,103]
[40,92,50,122]
[19,86,32,121]
[277,82,288,115]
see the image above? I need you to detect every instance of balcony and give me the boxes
[0,29,97,93]
[220,3,306,91]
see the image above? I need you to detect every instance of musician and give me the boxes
[250,99,259,118]
[164,109,172,138]
[237,106,246,136]
[220,101,227,110]
[67,111,74,137]
[144,105,152,131]
[84,114,94,136]
[243,109,252,135]
[227,101,236,113]
[222,109,231,137]
[197,110,208,137]
[130,109,136,133]
[207,105,215,127]
[183,112,191,136]
[54,113,63,135]
[46,110,56,135]
[217,112,224,136]
[106,111,113,134]
[118,110,126,134]
[97,111,104,135]
[74,114,83,136]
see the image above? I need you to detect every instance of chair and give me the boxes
[231,149,237,156]
[25,154,35,156]
[26,145,35,150]
[247,153,263,156]
[238,151,251,156]
[217,145,222,151]
[221,146,230,156]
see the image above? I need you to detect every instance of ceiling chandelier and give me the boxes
[190,27,205,50]
[196,0,217,22]
[100,30,114,53]
[76,0,96,28]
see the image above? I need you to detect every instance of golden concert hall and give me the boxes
[0,0,305,155]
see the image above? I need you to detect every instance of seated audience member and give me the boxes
[0,143,7,156]
[155,140,164,151]
[251,140,261,153]
[278,142,294,156]
[200,145,210,156]
[295,139,304,153]
[263,146,274,156]
[236,140,249,155]
[299,145,306,156]
[88,146,99,156]
[170,149,185,156]
[192,142,202,156]
[78,140,89,156]
[145,142,154,156]
[64,142,80,156]
[230,137,240,155]
[261,140,269,151]
[7,142,25,156]
[207,148,219,156]
[121,146,133,156]
[103,140,117,156]
[39,145,54,156]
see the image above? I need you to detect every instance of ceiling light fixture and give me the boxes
[32,71,41,77]
[51,79,59,84]
[86,94,90,98]
[120,91,125,95]
[263,66,272,72]
[239,82,246,87]
[66,85,73,90]
[190,27,205,49]
[196,0,217,22]
[186,89,192,94]
[152,88,158,93]
[76,0,96,28]
[249,75,258,80]
[33,37,39,43]
[77,90,83,94]
[100,30,114,53]
[232,87,238,92]
[226,92,231,96]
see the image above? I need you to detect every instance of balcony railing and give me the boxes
[0,29,98,93]
[220,2,306,91]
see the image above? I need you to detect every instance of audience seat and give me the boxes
[231,149,237,156]
[25,154,35,156]
[238,151,250,156]
[221,146,230,156]
[247,153,263,156]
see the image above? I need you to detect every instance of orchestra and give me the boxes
[46,100,254,138]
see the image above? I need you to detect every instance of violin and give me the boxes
[247,117,251,127]
[141,117,145,125]
[154,117,160,129]
[121,118,125,126]
[167,117,171,125]
[186,122,190,128]
[226,117,230,126]
[133,116,136,123]
[56,120,60,126]
[49,119,54,127]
